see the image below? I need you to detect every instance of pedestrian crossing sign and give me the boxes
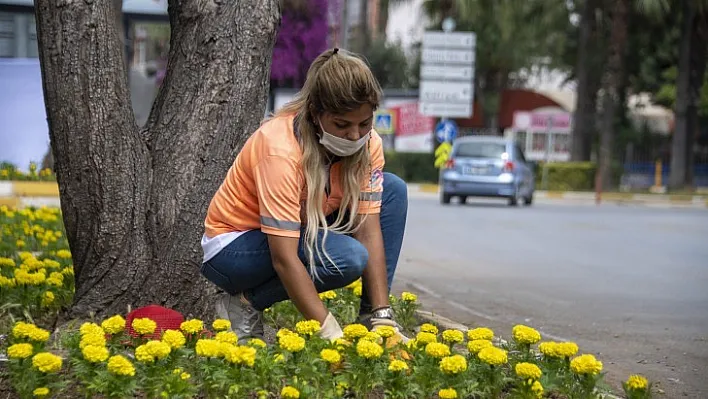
[374,111,394,134]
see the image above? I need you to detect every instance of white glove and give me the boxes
[319,312,344,341]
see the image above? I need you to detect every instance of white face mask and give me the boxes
[318,120,370,157]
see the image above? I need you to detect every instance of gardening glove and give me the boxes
[319,312,344,341]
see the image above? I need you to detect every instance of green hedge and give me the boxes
[384,152,438,183]
[533,162,597,191]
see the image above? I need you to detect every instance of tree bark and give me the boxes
[378,0,389,42]
[572,0,600,161]
[358,0,370,53]
[669,1,696,189]
[597,0,629,190]
[34,0,280,319]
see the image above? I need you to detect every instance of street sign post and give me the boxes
[419,25,476,119]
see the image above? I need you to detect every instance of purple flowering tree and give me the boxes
[271,0,330,88]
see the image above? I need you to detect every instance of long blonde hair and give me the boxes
[270,48,383,280]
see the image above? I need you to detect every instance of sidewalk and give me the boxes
[407,183,708,208]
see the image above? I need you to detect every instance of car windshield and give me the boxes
[455,142,506,158]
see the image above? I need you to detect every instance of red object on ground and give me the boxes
[125,305,184,339]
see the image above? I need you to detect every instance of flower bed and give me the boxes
[0,206,654,399]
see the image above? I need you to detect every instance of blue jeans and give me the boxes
[200,172,408,312]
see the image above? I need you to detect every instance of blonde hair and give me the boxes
[270,48,383,280]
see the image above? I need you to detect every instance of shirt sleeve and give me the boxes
[358,132,385,215]
[254,155,302,237]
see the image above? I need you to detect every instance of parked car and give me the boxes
[439,136,535,206]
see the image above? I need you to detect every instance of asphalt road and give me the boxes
[392,194,708,397]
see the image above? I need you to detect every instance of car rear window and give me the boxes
[455,142,506,158]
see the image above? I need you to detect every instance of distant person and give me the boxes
[200,48,409,343]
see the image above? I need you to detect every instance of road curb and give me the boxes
[415,310,470,332]
[407,183,708,208]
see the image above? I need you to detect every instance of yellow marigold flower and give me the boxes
[107,355,135,376]
[56,249,72,259]
[478,347,508,366]
[79,323,103,337]
[625,374,649,390]
[438,388,458,399]
[0,276,16,287]
[172,368,182,374]
[415,331,437,344]
[12,321,35,339]
[295,319,321,336]
[144,340,171,360]
[135,344,154,363]
[557,342,579,358]
[226,345,257,367]
[343,324,369,340]
[467,327,494,341]
[346,278,362,290]
[19,252,34,261]
[515,362,542,380]
[248,338,267,348]
[388,359,409,372]
[281,386,300,399]
[512,324,542,345]
[41,291,55,307]
[32,352,62,373]
[353,285,362,296]
[195,339,221,358]
[180,319,204,335]
[100,315,126,335]
[161,330,186,349]
[374,325,396,338]
[49,271,63,281]
[26,326,51,342]
[16,239,25,248]
[0,257,15,267]
[334,338,351,352]
[212,319,231,331]
[361,331,382,342]
[468,339,493,354]
[320,348,341,364]
[531,381,544,397]
[257,390,269,399]
[80,332,106,349]
[180,372,190,380]
[439,354,467,375]
[442,329,464,344]
[33,387,50,398]
[318,290,337,300]
[82,345,109,363]
[356,340,383,359]
[425,342,451,358]
[274,353,285,363]
[7,343,33,359]
[61,267,74,276]
[42,259,60,269]
[405,339,418,350]
[132,318,157,335]
[420,323,438,335]
[401,291,418,302]
[570,354,603,375]
[216,331,238,344]
[279,334,306,353]
[14,269,46,285]
[277,328,296,338]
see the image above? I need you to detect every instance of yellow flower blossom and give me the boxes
[161,330,186,349]
[212,319,231,331]
[225,345,257,367]
[388,359,409,372]
[478,347,508,366]
[420,323,438,335]
[7,343,34,359]
[512,324,542,345]
[32,352,63,373]
[401,291,418,302]
[295,319,321,336]
[415,331,437,344]
[356,340,383,359]
[276,328,296,338]
[248,338,267,348]
[438,388,458,399]
[144,340,171,360]
[281,386,300,399]
[56,249,72,259]
[33,387,50,397]
[439,355,467,374]
[195,339,221,358]
[0,257,15,267]
[216,331,238,344]
[467,327,494,341]
[425,342,451,358]
[570,354,603,375]
[107,355,135,376]
[279,334,306,353]
[361,331,382,342]
[180,319,203,335]
[41,291,55,307]
[101,315,126,335]
[374,325,395,338]
[343,324,369,340]
[531,381,544,397]
[0,276,16,287]
[132,318,157,335]
[274,353,285,363]
[14,269,46,285]
[539,341,579,358]
[80,332,106,349]
[625,375,649,390]
[353,285,362,296]
[82,345,109,363]
[515,362,542,380]
[320,348,341,364]
[318,290,337,300]
[468,339,493,354]
[442,329,464,344]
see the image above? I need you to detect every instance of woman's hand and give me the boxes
[319,312,344,341]
[353,214,389,309]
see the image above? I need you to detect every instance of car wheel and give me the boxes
[524,193,534,205]
[508,187,521,206]
[441,193,452,205]
[460,196,468,204]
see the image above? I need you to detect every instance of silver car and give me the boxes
[439,136,535,206]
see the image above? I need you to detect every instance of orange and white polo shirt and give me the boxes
[202,114,385,262]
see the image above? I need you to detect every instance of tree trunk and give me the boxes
[34,0,280,319]
[358,0,370,53]
[480,69,507,134]
[669,1,696,189]
[597,0,629,190]
[682,9,707,189]
[377,0,389,42]
[572,0,600,161]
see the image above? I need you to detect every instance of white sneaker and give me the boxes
[215,292,264,343]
